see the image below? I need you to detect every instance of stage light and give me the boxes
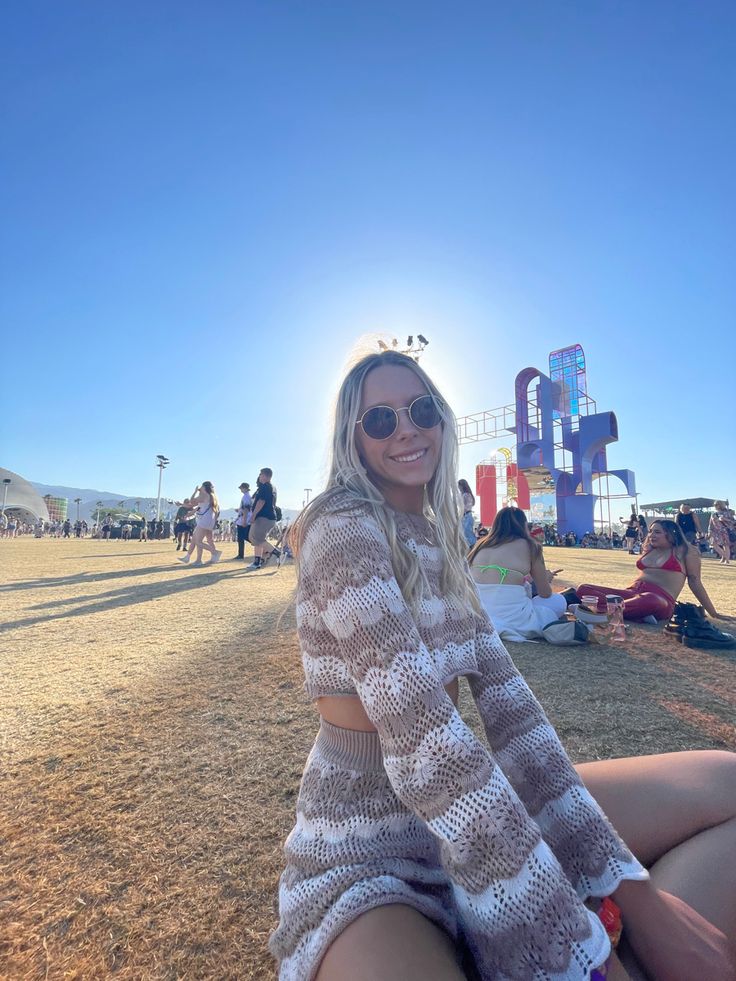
[407,335,413,347]
[417,334,428,346]
[377,340,388,351]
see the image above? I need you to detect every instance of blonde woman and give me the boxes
[177,481,222,566]
[269,350,736,981]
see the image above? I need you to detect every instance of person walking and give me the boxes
[234,482,253,560]
[173,504,193,551]
[245,468,280,570]
[177,482,222,566]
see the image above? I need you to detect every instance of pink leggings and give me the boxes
[577,579,676,621]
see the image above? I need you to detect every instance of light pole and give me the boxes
[74,497,82,522]
[377,334,429,362]
[304,488,312,506]
[155,455,170,519]
[95,500,103,529]
[1,478,10,515]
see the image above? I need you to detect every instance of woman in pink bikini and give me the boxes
[578,519,731,622]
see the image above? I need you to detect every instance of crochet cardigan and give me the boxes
[296,494,647,978]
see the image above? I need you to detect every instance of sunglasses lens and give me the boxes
[410,395,443,429]
[362,406,398,439]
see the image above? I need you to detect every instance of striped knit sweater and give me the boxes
[295,494,647,978]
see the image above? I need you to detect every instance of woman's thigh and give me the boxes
[575,751,736,865]
[316,904,467,981]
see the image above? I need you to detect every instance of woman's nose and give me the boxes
[394,406,417,437]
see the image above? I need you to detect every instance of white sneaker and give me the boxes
[244,561,260,571]
[211,550,222,564]
[191,560,204,567]
[178,554,191,564]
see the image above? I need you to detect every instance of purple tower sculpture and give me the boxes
[513,344,636,537]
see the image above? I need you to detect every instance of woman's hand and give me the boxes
[712,612,736,622]
[615,882,735,981]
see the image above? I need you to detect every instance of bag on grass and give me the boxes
[543,617,590,645]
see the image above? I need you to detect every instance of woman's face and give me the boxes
[648,523,670,548]
[355,363,443,512]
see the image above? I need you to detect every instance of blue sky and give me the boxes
[2,1,734,512]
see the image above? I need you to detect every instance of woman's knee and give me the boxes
[699,751,736,813]
[316,904,466,981]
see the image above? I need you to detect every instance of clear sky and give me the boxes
[2,1,734,512]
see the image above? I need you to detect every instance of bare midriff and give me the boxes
[637,568,685,600]
[317,677,460,733]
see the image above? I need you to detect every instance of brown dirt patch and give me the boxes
[2,539,734,978]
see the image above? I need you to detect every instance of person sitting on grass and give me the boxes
[578,519,733,623]
[468,506,567,641]
[269,349,736,981]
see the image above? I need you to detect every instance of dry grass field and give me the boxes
[2,537,735,980]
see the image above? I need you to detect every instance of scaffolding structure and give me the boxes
[455,344,637,535]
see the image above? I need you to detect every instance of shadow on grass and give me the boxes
[2,564,205,592]
[1,566,286,632]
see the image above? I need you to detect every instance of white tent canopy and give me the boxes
[0,467,51,521]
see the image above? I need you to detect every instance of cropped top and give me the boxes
[296,492,647,978]
[636,548,684,574]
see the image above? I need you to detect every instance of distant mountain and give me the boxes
[30,482,160,521]
[31,482,132,501]
[29,481,301,524]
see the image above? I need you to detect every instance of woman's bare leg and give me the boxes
[200,530,215,555]
[576,751,736,936]
[188,527,204,562]
[316,904,467,981]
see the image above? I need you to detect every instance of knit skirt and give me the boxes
[269,719,460,981]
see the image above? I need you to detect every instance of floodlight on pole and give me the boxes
[155,455,170,519]
[394,333,430,362]
[304,488,312,505]
[74,497,82,522]
[1,478,10,515]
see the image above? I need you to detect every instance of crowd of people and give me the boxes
[174,468,283,569]
[463,502,736,562]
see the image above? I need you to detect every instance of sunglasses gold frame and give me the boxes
[355,395,445,441]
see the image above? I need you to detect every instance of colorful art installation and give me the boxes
[471,345,635,537]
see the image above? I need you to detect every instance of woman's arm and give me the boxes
[469,614,647,901]
[529,545,553,597]
[178,489,205,508]
[685,547,733,619]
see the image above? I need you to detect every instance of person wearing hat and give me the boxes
[234,482,253,560]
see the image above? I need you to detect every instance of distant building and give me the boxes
[43,495,68,522]
[0,468,51,521]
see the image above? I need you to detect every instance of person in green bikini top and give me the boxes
[468,506,568,640]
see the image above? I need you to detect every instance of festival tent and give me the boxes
[639,498,723,514]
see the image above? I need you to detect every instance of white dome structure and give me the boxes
[0,468,50,521]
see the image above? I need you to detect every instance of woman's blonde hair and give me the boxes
[292,350,481,613]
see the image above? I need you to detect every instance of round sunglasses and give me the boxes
[355,394,445,441]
